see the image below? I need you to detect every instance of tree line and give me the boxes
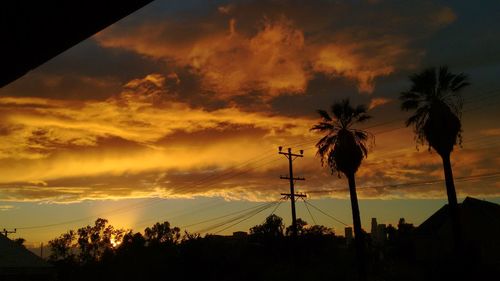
[47,214,427,281]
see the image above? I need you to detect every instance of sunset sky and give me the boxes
[1,0,499,246]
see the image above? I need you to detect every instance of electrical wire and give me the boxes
[301,197,317,225]
[213,202,279,234]
[304,171,500,194]
[195,201,278,234]
[302,200,349,227]
[180,201,275,229]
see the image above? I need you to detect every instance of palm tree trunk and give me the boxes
[441,153,462,254]
[347,173,367,281]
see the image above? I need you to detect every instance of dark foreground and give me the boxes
[42,217,499,281]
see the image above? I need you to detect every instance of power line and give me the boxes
[303,200,349,227]
[130,198,227,230]
[180,201,274,229]
[268,199,284,217]
[301,198,317,225]
[213,202,279,234]
[305,171,500,194]
[195,201,278,234]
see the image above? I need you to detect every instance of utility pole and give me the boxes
[279,147,305,237]
[40,242,44,259]
[2,228,16,237]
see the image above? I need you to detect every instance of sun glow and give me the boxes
[110,236,122,248]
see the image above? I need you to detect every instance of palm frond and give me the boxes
[317,109,332,122]
[315,134,338,166]
[354,129,375,151]
[399,91,420,101]
[404,106,428,128]
[450,73,470,92]
[357,114,371,123]
[438,66,453,95]
[358,141,368,158]
[354,130,368,141]
[410,67,437,95]
[401,99,420,111]
[311,122,335,132]
[354,104,368,116]
[331,102,344,121]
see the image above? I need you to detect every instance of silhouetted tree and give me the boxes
[250,214,284,238]
[77,218,125,263]
[115,231,147,261]
[48,230,76,262]
[13,237,26,247]
[284,218,334,237]
[119,231,146,250]
[400,66,470,253]
[311,99,372,281]
[144,221,181,245]
[286,218,307,236]
[304,224,334,236]
[182,230,201,242]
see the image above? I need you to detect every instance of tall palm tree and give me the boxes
[400,66,470,252]
[311,99,372,281]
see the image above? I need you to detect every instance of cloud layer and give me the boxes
[1,73,499,203]
[96,0,456,98]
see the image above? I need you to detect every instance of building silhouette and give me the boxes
[415,197,500,264]
[344,227,353,244]
[370,217,387,244]
[371,218,378,238]
[0,234,54,280]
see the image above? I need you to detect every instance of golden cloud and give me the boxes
[2,69,498,203]
[0,74,316,185]
[0,205,15,211]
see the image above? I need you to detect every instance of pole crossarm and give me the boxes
[278,151,304,158]
[281,193,307,198]
[280,176,305,181]
[2,228,16,237]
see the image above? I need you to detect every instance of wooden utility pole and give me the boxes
[279,147,305,237]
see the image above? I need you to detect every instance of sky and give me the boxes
[1,0,500,246]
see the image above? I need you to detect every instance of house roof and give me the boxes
[0,234,51,269]
[416,197,500,236]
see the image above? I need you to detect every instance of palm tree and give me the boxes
[400,66,470,252]
[311,99,372,281]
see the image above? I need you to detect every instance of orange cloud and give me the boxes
[98,17,308,99]
[368,97,392,110]
[0,74,316,186]
[95,0,456,98]
[312,40,399,93]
